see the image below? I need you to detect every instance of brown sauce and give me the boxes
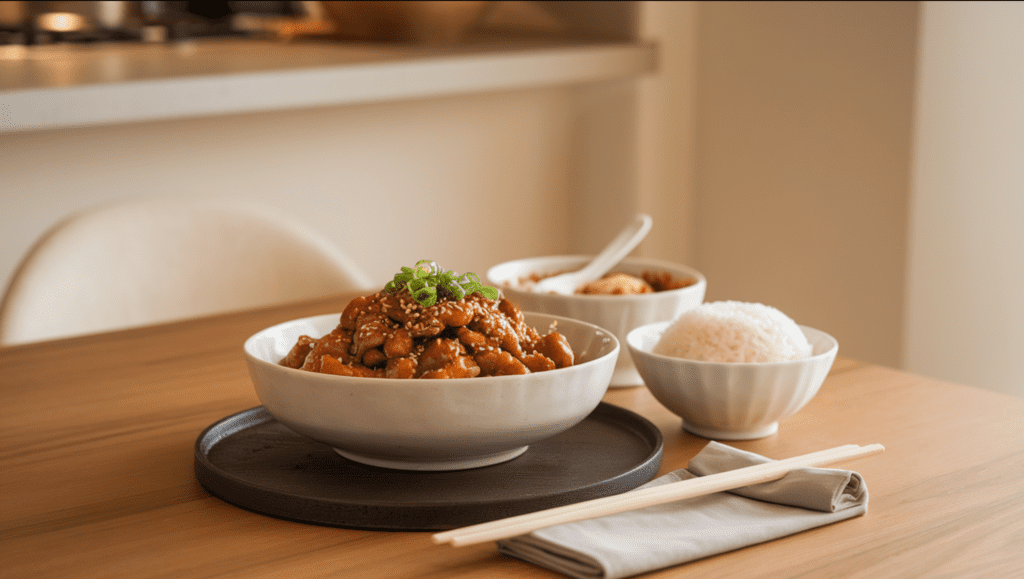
[280,291,574,379]
[517,270,697,295]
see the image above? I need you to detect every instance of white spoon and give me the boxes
[532,213,653,295]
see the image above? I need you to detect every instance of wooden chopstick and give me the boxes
[432,443,884,547]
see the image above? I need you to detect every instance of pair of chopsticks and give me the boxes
[433,443,884,547]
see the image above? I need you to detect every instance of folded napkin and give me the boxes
[497,441,868,579]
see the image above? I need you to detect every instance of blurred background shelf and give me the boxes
[1,39,656,133]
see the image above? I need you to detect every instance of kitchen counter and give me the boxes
[0,37,656,132]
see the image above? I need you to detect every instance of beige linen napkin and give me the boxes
[497,441,868,579]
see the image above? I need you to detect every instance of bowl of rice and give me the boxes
[627,301,838,440]
[487,255,706,387]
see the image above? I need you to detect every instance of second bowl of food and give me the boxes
[244,264,619,471]
[627,301,838,440]
[487,255,706,387]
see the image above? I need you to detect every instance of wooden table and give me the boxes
[3,293,1023,578]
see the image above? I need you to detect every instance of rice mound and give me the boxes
[653,301,812,363]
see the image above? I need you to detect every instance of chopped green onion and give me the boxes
[384,260,500,307]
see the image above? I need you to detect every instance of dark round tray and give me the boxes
[194,402,663,531]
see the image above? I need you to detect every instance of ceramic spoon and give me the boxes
[532,213,653,295]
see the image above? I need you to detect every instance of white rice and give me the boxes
[653,301,812,363]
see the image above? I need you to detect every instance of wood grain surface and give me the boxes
[2,292,1023,578]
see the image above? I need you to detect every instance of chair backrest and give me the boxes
[0,198,374,346]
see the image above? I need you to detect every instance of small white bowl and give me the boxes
[487,256,706,388]
[244,312,618,471]
[627,321,838,440]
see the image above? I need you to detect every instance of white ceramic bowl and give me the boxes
[487,256,706,388]
[627,321,838,440]
[244,312,619,471]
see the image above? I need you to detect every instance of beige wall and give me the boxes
[636,0,699,266]
[692,1,919,369]
[904,1,1024,398]
[0,87,580,290]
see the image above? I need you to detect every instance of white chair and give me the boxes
[0,198,374,346]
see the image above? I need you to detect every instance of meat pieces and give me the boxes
[475,350,528,376]
[280,290,574,379]
[535,332,574,369]
[516,269,697,294]
[578,272,654,295]
[280,334,316,369]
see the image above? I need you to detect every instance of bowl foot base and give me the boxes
[682,421,779,441]
[332,445,529,471]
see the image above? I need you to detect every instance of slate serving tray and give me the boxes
[194,402,663,531]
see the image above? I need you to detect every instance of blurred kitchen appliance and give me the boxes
[0,1,304,45]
